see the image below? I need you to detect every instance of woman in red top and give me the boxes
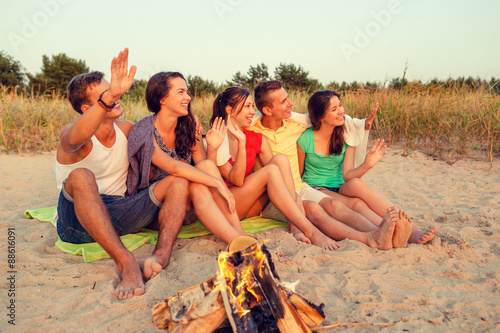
[206,87,339,250]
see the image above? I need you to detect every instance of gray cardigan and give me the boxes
[126,115,156,196]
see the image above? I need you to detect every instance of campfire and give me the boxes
[152,236,326,332]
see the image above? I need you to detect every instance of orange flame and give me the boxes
[217,244,268,318]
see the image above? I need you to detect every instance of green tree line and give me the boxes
[1,50,499,97]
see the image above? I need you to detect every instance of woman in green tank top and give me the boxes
[297,90,437,245]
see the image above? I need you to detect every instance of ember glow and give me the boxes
[217,245,268,318]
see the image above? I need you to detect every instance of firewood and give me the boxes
[171,305,226,333]
[152,276,223,330]
[152,235,326,333]
[218,240,312,333]
[285,290,325,327]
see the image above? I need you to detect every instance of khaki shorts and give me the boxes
[261,185,329,222]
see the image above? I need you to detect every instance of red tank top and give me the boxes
[225,130,262,187]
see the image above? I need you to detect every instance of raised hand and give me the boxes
[364,139,386,168]
[108,48,137,100]
[205,117,227,150]
[226,114,246,142]
[364,102,379,130]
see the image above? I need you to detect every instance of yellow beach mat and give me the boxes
[25,206,288,263]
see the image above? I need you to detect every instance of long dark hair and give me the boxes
[210,86,250,126]
[308,90,344,155]
[145,72,196,160]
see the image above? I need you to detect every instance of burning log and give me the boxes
[217,236,315,333]
[152,236,325,332]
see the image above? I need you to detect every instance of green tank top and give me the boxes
[297,128,347,188]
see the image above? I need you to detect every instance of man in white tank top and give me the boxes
[56,49,189,300]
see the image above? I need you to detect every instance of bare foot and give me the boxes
[143,255,165,280]
[308,229,342,251]
[392,209,412,248]
[367,208,396,250]
[113,262,145,300]
[293,232,312,244]
[408,227,437,244]
[289,224,311,244]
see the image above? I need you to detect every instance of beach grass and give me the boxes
[1,85,499,162]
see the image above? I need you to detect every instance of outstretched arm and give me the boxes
[60,48,136,152]
[343,139,386,181]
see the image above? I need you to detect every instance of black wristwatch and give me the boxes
[97,90,117,111]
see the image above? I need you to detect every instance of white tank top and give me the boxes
[55,123,129,196]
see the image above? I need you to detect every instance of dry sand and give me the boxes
[1,146,499,332]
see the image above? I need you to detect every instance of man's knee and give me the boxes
[166,176,189,195]
[350,197,367,211]
[65,168,98,192]
[320,197,346,213]
[155,176,189,203]
[172,176,189,192]
[303,201,324,221]
[68,168,95,182]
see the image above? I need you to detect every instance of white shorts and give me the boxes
[261,185,329,222]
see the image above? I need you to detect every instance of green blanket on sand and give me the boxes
[25,206,288,263]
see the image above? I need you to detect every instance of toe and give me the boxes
[134,287,145,296]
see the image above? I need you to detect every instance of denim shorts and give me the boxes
[311,185,340,193]
[56,182,162,244]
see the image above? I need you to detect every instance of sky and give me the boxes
[1,0,499,86]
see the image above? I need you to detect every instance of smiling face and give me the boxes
[231,95,256,128]
[161,76,191,117]
[266,88,293,121]
[321,96,345,128]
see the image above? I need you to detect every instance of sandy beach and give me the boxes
[1,146,499,332]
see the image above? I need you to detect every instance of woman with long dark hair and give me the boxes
[298,90,437,244]
[206,86,340,250]
[127,72,245,275]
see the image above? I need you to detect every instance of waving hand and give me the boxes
[206,117,228,150]
[108,48,137,100]
[364,102,379,130]
[364,139,386,168]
